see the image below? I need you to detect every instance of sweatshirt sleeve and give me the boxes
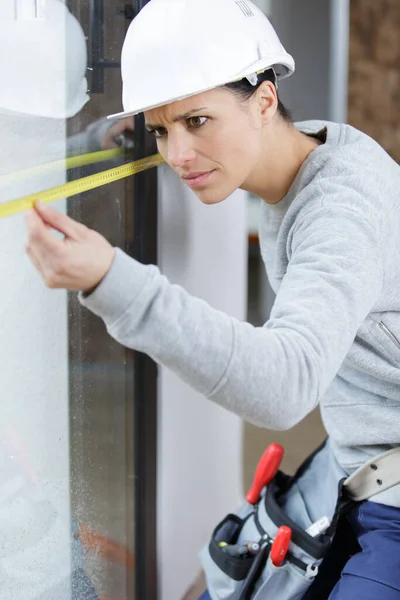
[78,200,383,430]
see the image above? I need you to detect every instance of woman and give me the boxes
[26,0,400,598]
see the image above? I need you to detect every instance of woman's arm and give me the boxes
[78,203,383,429]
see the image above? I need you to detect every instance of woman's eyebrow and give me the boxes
[145,107,207,130]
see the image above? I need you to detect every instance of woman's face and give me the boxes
[144,87,266,205]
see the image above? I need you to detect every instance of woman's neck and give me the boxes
[241,121,322,205]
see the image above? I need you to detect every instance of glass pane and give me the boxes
[0,1,135,599]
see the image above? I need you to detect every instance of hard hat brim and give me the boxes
[107,53,295,121]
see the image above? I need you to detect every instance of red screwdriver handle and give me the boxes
[246,443,284,505]
[270,526,292,567]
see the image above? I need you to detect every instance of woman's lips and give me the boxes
[182,170,215,188]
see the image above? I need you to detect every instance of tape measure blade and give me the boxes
[0,154,165,219]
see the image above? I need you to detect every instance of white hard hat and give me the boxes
[109,0,294,119]
[0,0,89,118]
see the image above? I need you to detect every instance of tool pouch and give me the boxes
[199,441,357,600]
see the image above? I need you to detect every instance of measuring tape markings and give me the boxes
[0,153,165,219]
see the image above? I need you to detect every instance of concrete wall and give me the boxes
[158,167,249,600]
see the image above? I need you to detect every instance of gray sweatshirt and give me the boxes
[80,120,400,505]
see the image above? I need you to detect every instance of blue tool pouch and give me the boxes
[199,441,358,600]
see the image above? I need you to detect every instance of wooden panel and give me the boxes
[348,0,400,162]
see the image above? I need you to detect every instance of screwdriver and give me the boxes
[246,443,284,505]
[270,526,292,567]
[236,536,270,600]
[236,527,293,599]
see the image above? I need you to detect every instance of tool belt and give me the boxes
[199,441,400,600]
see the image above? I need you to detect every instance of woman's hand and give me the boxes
[101,117,134,150]
[25,202,115,293]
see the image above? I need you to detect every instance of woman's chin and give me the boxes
[194,186,235,206]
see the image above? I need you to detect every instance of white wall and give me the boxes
[269,0,349,122]
[0,112,72,600]
[0,2,92,593]
[269,0,332,121]
[158,167,248,600]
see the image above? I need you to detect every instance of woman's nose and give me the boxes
[167,134,196,168]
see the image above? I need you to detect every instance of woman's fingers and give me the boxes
[25,209,68,287]
[26,208,63,256]
[102,117,135,149]
[33,202,87,240]
[25,243,43,275]
[25,204,116,291]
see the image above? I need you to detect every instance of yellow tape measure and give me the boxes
[0,153,165,220]
[0,148,126,187]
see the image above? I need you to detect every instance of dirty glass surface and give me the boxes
[0,1,135,599]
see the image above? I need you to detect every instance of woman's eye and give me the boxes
[152,128,167,139]
[188,116,208,129]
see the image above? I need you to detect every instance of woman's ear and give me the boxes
[256,81,278,123]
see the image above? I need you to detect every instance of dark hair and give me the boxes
[222,69,292,122]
